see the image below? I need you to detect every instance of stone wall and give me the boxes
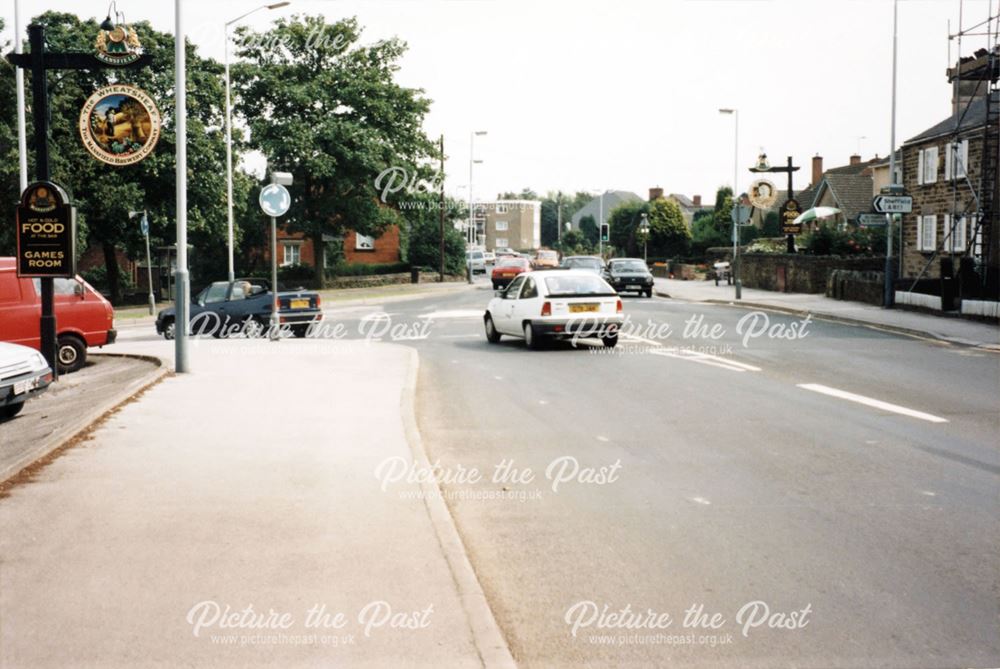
[325,271,465,289]
[740,254,884,294]
[826,270,885,305]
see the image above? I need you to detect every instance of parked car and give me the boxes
[560,255,604,274]
[466,250,487,275]
[155,278,323,339]
[0,341,53,419]
[483,251,496,264]
[491,256,531,290]
[604,258,654,297]
[532,249,560,269]
[495,248,519,258]
[0,257,116,373]
[483,269,623,349]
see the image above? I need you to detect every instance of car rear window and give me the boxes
[499,258,526,267]
[544,275,615,297]
[565,258,602,269]
[612,260,647,272]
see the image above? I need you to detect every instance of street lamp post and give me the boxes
[639,212,650,263]
[225,2,290,283]
[884,0,899,308]
[14,0,27,192]
[468,130,487,247]
[719,108,740,298]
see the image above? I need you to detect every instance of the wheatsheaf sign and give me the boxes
[79,84,161,166]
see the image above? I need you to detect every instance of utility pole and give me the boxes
[14,0,27,192]
[175,0,190,371]
[884,0,899,308]
[439,134,445,282]
[556,191,562,246]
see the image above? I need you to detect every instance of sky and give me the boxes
[3,0,997,204]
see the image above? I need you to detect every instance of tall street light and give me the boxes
[468,130,487,247]
[639,212,650,263]
[14,0,27,191]
[225,2,291,282]
[719,108,739,298]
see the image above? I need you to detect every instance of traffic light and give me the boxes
[600,224,609,242]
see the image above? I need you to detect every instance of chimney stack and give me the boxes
[693,194,702,207]
[812,155,823,186]
[849,154,861,166]
[948,47,999,115]
[649,187,664,202]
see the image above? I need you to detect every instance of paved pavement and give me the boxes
[0,336,508,668]
[654,277,1000,349]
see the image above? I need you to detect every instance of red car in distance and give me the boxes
[491,256,531,290]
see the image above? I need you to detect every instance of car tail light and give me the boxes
[616,299,623,313]
[315,295,321,308]
[540,301,552,316]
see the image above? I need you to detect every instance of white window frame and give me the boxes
[917,215,936,252]
[495,237,508,248]
[496,203,509,214]
[945,140,969,180]
[281,242,302,267]
[495,221,509,231]
[355,233,375,251]
[919,146,938,184]
[944,214,967,253]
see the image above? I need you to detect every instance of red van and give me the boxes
[0,258,116,373]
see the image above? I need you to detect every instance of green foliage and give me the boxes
[557,229,591,255]
[579,214,599,247]
[405,210,466,275]
[233,15,436,284]
[278,263,316,283]
[646,198,691,258]
[81,264,135,295]
[762,211,781,237]
[607,200,648,256]
[799,224,887,256]
[690,187,734,256]
[537,191,592,247]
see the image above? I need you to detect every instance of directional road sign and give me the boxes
[858,213,887,227]
[872,194,912,214]
[259,183,291,217]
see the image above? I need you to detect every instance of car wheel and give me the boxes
[523,322,542,350]
[602,333,619,348]
[484,314,501,343]
[162,319,176,340]
[57,334,87,374]
[291,325,309,338]
[644,288,653,298]
[1,402,25,420]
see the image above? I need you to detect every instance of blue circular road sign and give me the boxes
[259,183,291,217]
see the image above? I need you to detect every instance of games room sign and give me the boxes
[16,181,77,278]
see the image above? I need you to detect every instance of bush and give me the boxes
[82,265,134,296]
[799,224,886,256]
[278,263,316,283]
[406,216,466,275]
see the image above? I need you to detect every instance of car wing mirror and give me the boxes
[74,281,85,298]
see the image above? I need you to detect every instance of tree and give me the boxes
[0,19,19,256]
[3,12,248,303]
[691,186,734,256]
[579,214,599,248]
[646,197,691,259]
[607,200,648,256]
[234,15,436,285]
[404,194,466,275]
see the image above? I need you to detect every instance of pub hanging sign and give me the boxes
[79,84,161,166]
[16,181,77,278]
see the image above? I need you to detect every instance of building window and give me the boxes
[917,146,938,185]
[355,233,375,251]
[944,140,969,181]
[943,214,967,253]
[496,238,508,248]
[281,243,301,266]
[495,221,509,231]
[917,215,936,252]
[496,203,509,214]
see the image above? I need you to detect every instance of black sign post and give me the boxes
[779,198,802,236]
[750,155,801,253]
[6,23,151,378]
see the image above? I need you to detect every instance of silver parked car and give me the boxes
[0,342,53,420]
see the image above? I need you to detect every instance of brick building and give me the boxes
[270,225,401,270]
[481,200,541,251]
[899,48,998,292]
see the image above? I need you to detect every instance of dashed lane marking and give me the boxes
[797,383,948,424]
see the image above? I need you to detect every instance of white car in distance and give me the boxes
[483,269,623,349]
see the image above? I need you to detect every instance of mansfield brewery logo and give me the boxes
[79,84,161,166]
[95,21,143,66]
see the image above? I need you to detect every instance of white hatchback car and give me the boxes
[483,269,623,349]
[0,341,53,420]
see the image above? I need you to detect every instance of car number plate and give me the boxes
[502,272,514,277]
[290,299,310,309]
[627,284,641,289]
[13,379,29,395]
[569,303,599,313]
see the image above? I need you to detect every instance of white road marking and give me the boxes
[538,400,549,405]
[420,309,484,320]
[596,436,609,442]
[620,335,661,347]
[796,383,949,423]
[441,334,482,339]
[920,491,937,497]
[689,497,712,505]
[494,376,503,381]
[649,347,761,373]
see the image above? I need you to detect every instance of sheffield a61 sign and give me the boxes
[16,181,76,278]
